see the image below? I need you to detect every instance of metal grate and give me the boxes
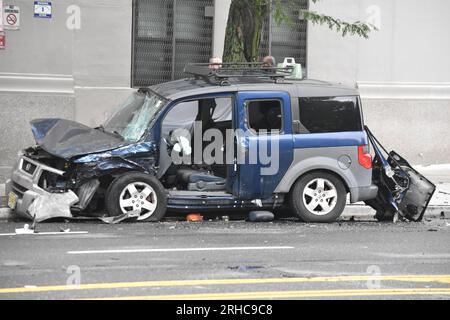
[132,0,214,87]
[259,0,308,73]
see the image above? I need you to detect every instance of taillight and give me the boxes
[358,145,372,169]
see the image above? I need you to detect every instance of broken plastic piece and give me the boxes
[27,190,79,223]
[15,224,35,234]
[98,210,140,224]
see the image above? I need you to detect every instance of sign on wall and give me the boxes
[0,31,5,50]
[34,1,52,18]
[3,5,20,30]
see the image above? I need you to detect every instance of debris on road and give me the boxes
[15,224,34,234]
[98,210,140,224]
[228,265,264,271]
[248,211,275,222]
[186,213,203,222]
[8,223,88,236]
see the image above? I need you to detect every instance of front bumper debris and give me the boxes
[27,190,79,223]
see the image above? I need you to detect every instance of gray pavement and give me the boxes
[0,216,449,300]
[0,164,449,300]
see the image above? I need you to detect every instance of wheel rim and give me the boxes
[302,178,338,216]
[119,182,157,221]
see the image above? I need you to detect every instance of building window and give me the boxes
[298,96,362,134]
[132,0,214,87]
[247,100,283,133]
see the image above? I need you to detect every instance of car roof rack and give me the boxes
[184,62,294,86]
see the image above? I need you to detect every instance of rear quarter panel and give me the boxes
[274,131,373,202]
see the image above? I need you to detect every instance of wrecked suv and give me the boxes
[5,62,435,223]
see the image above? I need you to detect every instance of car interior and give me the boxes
[159,96,283,194]
[160,97,233,193]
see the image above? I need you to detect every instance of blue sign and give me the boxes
[34,1,52,18]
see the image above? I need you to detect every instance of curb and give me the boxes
[0,205,449,222]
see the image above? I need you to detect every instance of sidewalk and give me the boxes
[1,164,449,221]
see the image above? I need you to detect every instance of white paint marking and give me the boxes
[67,246,294,255]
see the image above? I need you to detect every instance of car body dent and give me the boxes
[73,142,156,163]
[72,143,159,184]
[30,118,127,160]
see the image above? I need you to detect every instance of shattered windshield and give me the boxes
[103,91,166,142]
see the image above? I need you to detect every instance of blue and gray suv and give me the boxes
[5,63,434,223]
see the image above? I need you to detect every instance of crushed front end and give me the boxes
[5,147,81,222]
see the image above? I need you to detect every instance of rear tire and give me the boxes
[105,172,167,222]
[290,172,347,223]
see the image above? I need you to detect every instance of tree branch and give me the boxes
[273,0,377,39]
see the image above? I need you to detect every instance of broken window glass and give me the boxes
[103,91,167,142]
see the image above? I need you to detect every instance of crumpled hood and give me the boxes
[30,118,126,160]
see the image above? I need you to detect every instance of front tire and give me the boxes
[290,172,347,223]
[105,172,167,222]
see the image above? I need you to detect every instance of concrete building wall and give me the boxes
[215,0,450,165]
[71,0,133,127]
[0,0,133,181]
[308,0,450,84]
[308,0,450,165]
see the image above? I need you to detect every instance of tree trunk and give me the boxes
[223,0,269,63]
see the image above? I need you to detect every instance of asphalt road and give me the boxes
[0,216,449,300]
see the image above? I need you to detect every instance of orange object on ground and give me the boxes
[186,213,203,222]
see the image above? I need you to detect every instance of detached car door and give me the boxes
[233,91,294,200]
